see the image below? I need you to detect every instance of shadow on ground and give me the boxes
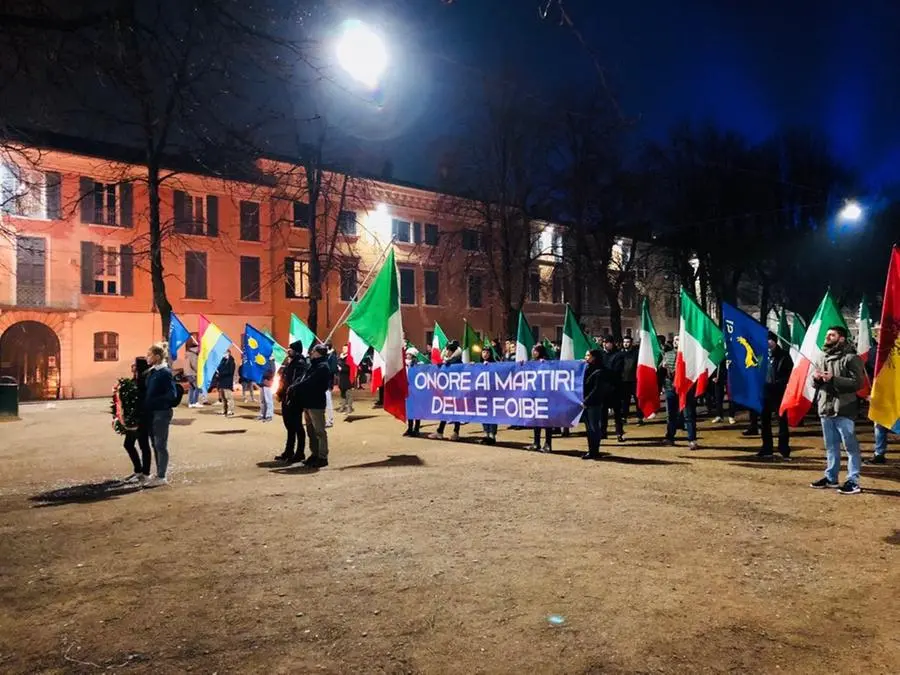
[340,454,424,470]
[170,418,195,426]
[30,480,141,507]
[204,429,247,435]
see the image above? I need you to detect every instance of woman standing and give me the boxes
[144,344,177,487]
[527,344,553,452]
[480,348,498,445]
[116,357,152,483]
[403,349,422,437]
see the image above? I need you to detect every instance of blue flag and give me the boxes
[722,302,768,413]
[168,312,191,362]
[243,323,275,385]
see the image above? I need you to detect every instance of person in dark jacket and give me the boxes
[527,344,554,452]
[403,350,422,437]
[759,332,794,459]
[337,344,354,415]
[216,352,236,417]
[122,357,152,483]
[582,349,606,459]
[709,359,736,424]
[619,335,643,425]
[599,336,626,443]
[292,343,333,467]
[480,348,499,444]
[324,340,338,427]
[275,340,308,463]
[144,344,177,487]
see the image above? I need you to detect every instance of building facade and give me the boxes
[0,139,677,400]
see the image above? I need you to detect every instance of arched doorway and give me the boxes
[0,321,61,401]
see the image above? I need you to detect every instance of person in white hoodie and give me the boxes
[184,341,201,407]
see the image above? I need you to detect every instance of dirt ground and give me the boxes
[0,395,898,675]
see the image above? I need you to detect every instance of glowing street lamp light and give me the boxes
[837,200,863,223]
[336,20,388,90]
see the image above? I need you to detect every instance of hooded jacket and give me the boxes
[813,342,865,418]
[291,354,332,410]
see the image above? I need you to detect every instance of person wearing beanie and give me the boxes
[275,340,309,463]
[291,343,332,467]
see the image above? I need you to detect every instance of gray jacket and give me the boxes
[185,348,199,377]
[814,343,864,418]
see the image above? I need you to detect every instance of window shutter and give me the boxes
[119,182,133,227]
[391,219,398,239]
[206,195,218,236]
[79,177,95,223]
[45,172,61,220]
[413,222,422,244]
[173,190,187,230]
[120,245,134,296]
[284,257,295,298]
[80,241,94,294]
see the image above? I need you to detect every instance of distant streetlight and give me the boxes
[336,20,388,90]
[837,200,863,223]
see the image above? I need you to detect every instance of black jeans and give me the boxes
[620,383,643,422]
[600,396,624,437]
[760,391,790,455]
[584,406,603,454]
[436,421,460,436]
[712,378,734,418]
[533,427,553,449]
[407,419,421,434]
[283,404,306,458]
[123,427,151,475]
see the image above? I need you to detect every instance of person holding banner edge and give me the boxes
[526,344,554,453]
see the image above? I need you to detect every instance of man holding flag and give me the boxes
[760,332,793,459]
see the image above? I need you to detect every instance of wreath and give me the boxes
[111,378,141,435]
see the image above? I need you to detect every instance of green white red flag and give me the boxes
[779,291,848,426]
[637,298,662,417]
[515,311,535,361]
[346,249,408,421]
[857,296,873,397]
[559,305,592,361]
[430,322,448,364]
[674,288,725,410]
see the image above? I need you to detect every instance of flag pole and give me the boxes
[322,236,396,344]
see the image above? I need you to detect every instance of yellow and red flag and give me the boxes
[869,247,900,433]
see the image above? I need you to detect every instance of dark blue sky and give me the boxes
[333,0,900,187]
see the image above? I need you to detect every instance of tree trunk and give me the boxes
[305,159,323,336]
[607,290,623,340]
[147,161,172,338]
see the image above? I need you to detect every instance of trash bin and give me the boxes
[0,376,18,418]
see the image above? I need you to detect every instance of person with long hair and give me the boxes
[119,357,152,483]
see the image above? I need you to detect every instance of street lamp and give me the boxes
[336,20,388,90]
[837,200,863,223]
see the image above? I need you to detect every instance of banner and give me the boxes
[406,361,586,427]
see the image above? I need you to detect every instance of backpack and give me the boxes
[170,377,185,408]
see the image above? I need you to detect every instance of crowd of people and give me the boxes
[112,325,890,495]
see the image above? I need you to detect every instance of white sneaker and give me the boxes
[428,432,444,440]
[688,441,698,451]
[122,473,141,484]
[450,433,460,441]
[143,476,169,488]
[728,417,737,425]
[226,412,235,417]
[711,416,723,423]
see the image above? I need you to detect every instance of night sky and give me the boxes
[332,0,900,188]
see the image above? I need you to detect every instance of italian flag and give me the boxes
[776,310,791,348]
[674,288,725,410]
[779,291,847,426]
[636,298,662,417]
[559,304,592,361]
[431,322,448,364]
[515,311,535,361]
[346,311,369,383]
[346,249,408,421]
[461,321,482,363]
[289,313,318,355]
[857,296,873,397]
[789,313,807,364]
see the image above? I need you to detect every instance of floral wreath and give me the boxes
[111,378,140,435]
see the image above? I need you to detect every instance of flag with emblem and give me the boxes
[779,291,848,426]
[243,324,275,385]
[870,247,900,433]
[168,312,191,362]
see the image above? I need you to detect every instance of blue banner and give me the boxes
[722,302,768,413]
[406,361,586,427]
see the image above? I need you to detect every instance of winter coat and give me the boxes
[145,366,177,412]
[290,356,332,410]
[813,343,865,418]
[279,355,309,406]
[217,356,236,390]
[766,346,793,399]
[583,362,606,407]
[185,348,199,377]
[619,346,638,383]
[337,355,353,391]
[597,349,624,399]
[441,347,463,366]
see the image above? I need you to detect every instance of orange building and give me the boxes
[1,136,670,400]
